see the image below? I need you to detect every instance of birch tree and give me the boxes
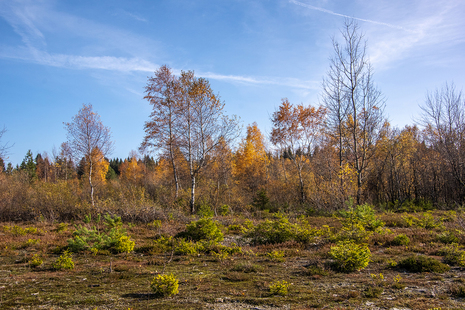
[64,104,113,207]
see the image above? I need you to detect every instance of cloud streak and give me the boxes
[289,0,409,32]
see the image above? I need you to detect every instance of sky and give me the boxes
[1,0,464,166]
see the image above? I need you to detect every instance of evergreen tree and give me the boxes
[20,150,37,182]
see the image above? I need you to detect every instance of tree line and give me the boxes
[0,19,464,221]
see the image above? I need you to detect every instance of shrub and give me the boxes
[267,250,285,262]
[68,213,135,253]
[397,255,450,273]
[252,189,270,210]
[212,249,229,262]
[29,254,43,268]
[150,273,179,297]
[402,212,445,230]
[55,223,68,233]
[219,204,230,216]
[392,233,410,246]
[183,218,223,242]
[339,199,385,231]
[437,230,460,244]
[269,280,290,296]
[52,250,74,270]
[438,243,465,267]
[174,239,200,255]
[329,240,371,272]
[246,214,325,245]
[391,274,405,289]
[197,204,214,218]
[363,286,383,298]
[114,235,135,253]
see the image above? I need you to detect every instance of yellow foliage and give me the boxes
[120,157,144,184]
[84,148,109,184]
[233,123,269,191]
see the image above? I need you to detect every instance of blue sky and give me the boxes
[1,0,464,166]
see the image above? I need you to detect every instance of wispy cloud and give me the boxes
[199,72,318,90]
[289,0,410,32]
[0,0,317,91]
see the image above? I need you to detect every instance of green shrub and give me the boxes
[397,255,450,273]
[329,240,371,272]
[246,213,324,245]
[68,213,135,253]
[183,218,223,242]
[392,233,410,246]
[437,230,460,244]
[267,250,285,262]
[55,223,68,233]
[212,249,229,261]
[29,254,43,268]
[219,204,230,216]
[114,235,135,253]
[150,273,179,297]
[269,280,290,296]
[197,203,214,218]
[339,199,385,231]
[52,250,74,270]
[438,243,465,267]
[402,212,445,230]
[252,189,270,210]
[363,286,383,298]
[174,239,200,255]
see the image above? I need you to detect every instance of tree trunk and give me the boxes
[89,160,95,207]
[190,174,196,213]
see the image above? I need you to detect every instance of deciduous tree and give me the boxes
[271,99,326,203]
[64,104,113,206]
[322,19,386,204]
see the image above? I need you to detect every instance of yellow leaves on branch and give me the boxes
[233,123,269,187]
[120,157,144,184]
[84,148,109,184]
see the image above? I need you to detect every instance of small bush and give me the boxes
[339,200,385,231]
[392,233,410,246]
[267,250,285,262]
[174,239,200,255]
[68,213,135,253]
[329,240,371,272]
[114,235,135,253]
[391,274,405,289]
[55,223,68,233]
[437,230,460,244]
[29,254,43,268]
[252,189,271,210]
[150,273,179,297]
[397,255,450,273]
[52,250,74,270]
[269,280,290,296]
[438,243,465,267]
[363,286,383,298]
[197,204,214,218]
[219,204,230,216]
[183,218,223,242]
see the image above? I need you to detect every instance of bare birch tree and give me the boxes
[420,82,465,189]
[64,104,113,207]
[322,19,386,204]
